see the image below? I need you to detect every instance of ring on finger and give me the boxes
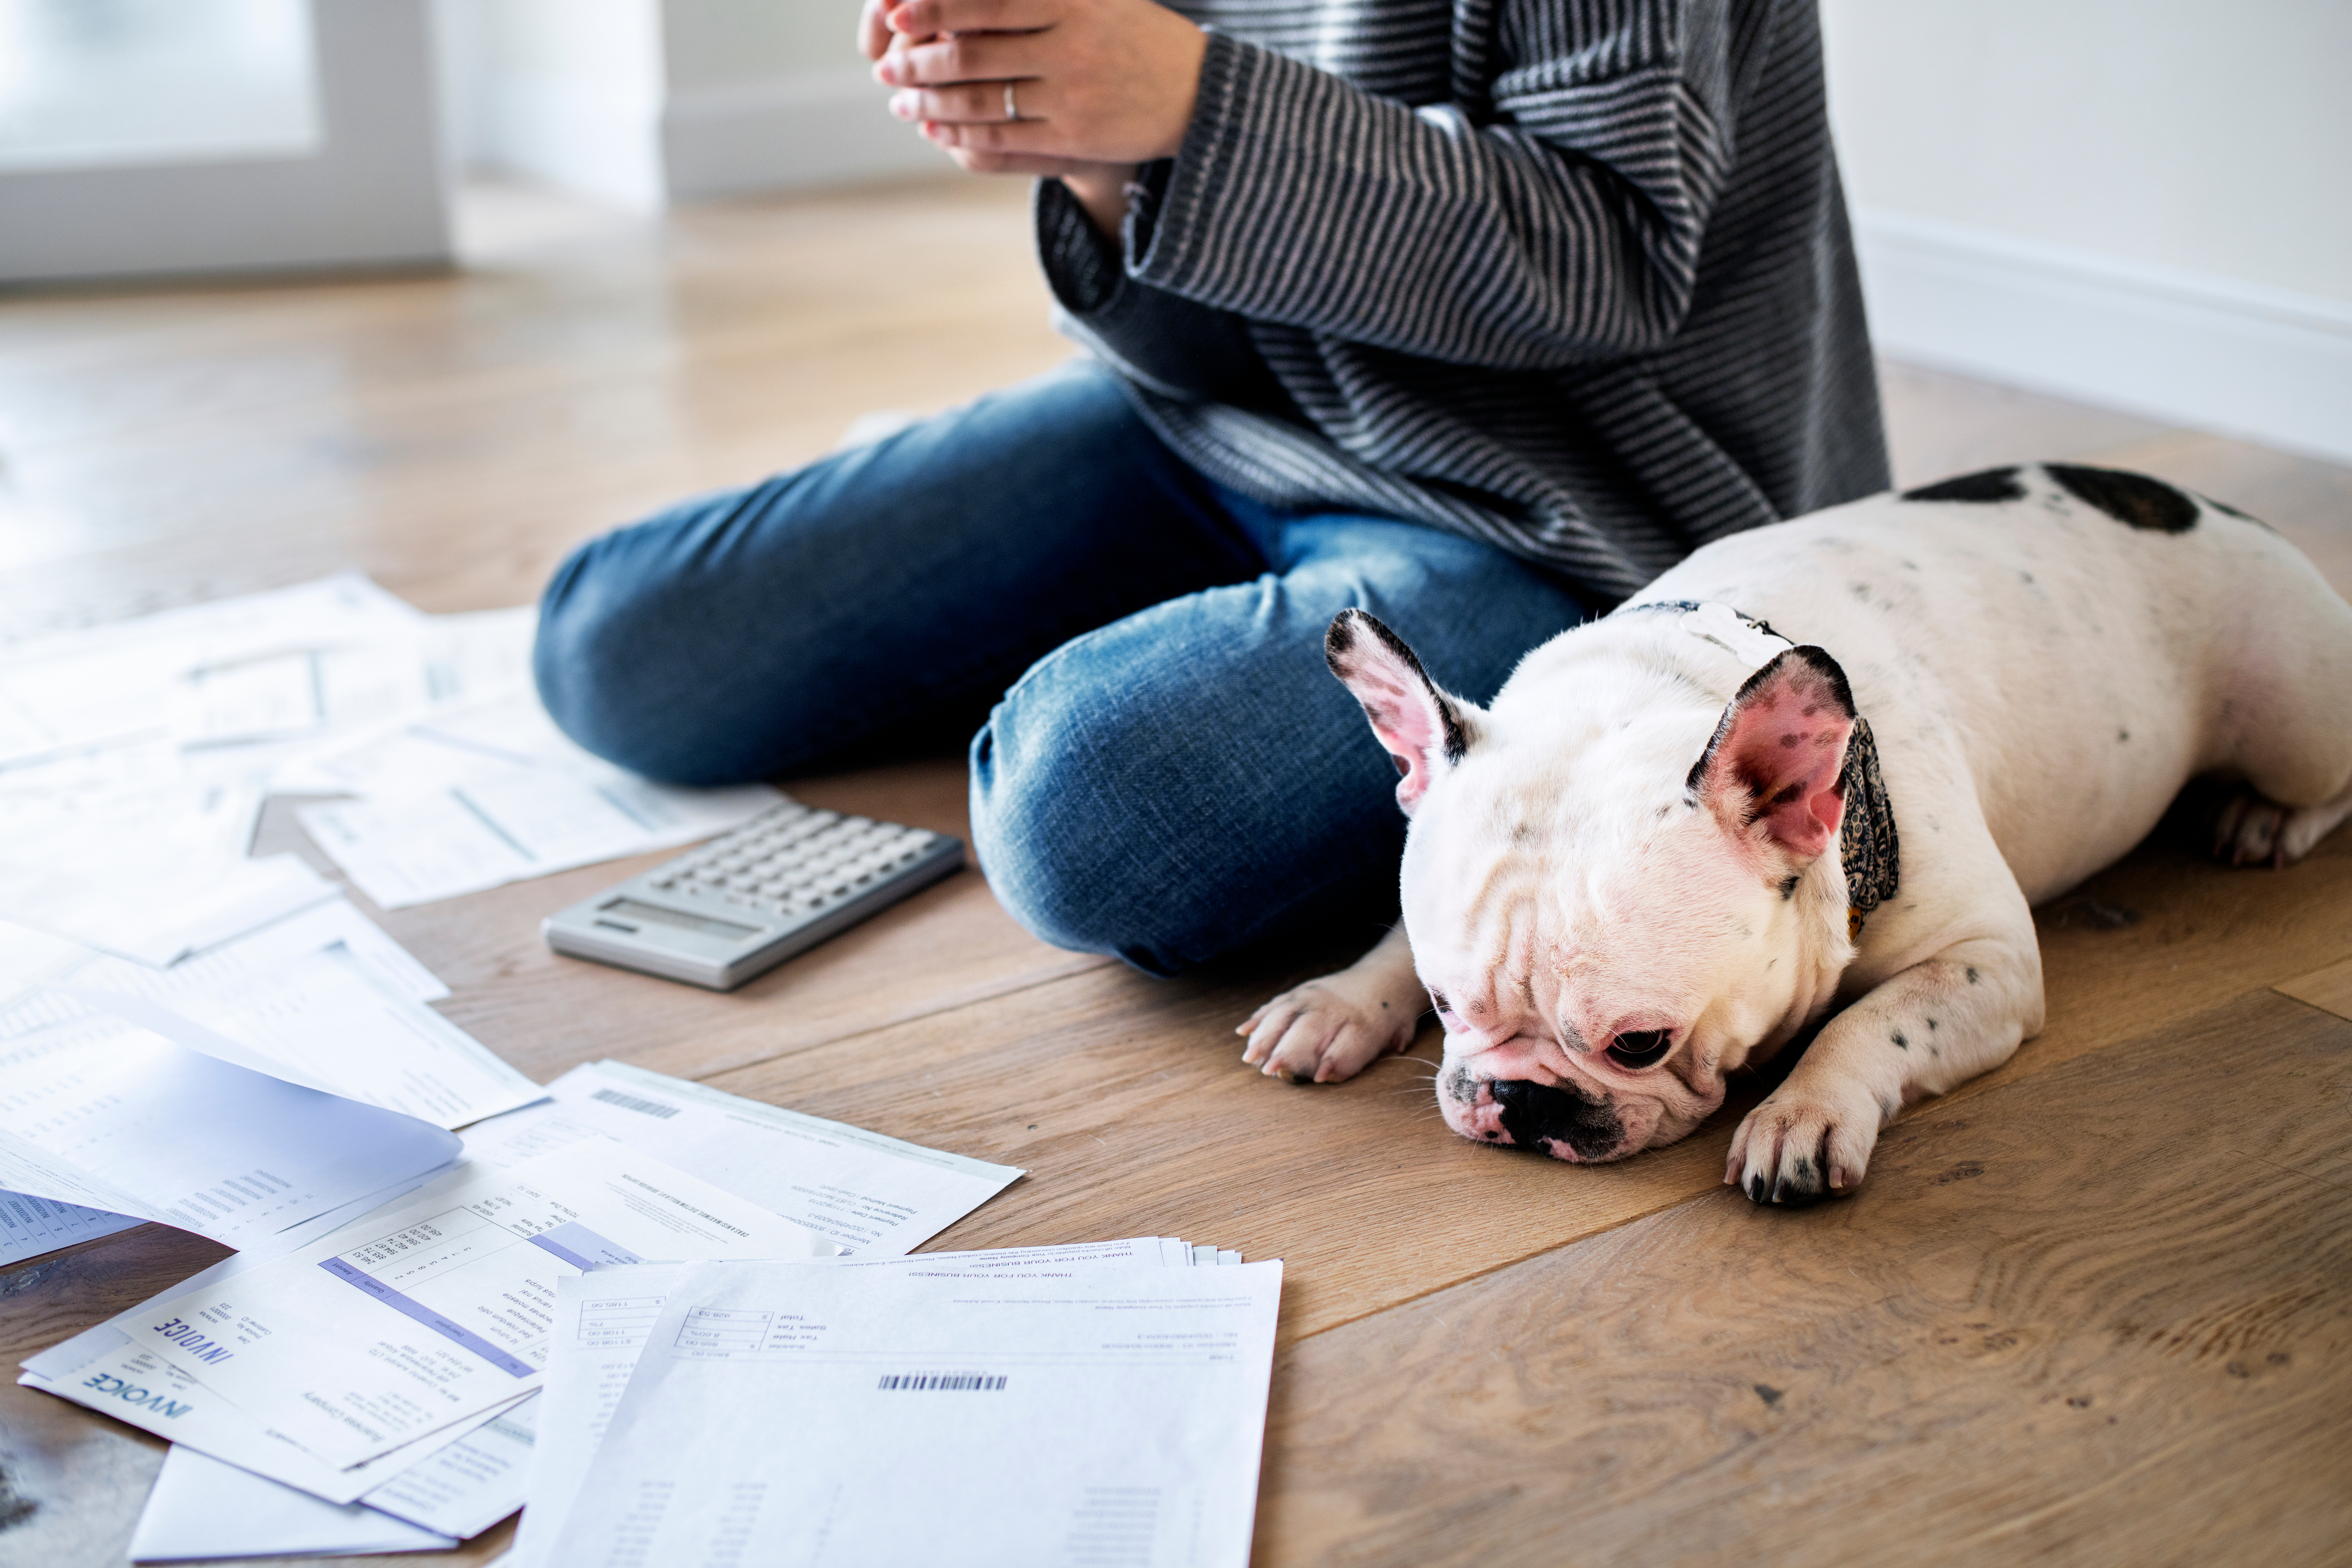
[1003,80,1018,121]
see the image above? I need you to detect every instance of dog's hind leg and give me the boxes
[2199,521,2352,867]
[2210,777,2352,867]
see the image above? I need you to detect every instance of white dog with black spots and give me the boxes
[1238,464,2352,1205]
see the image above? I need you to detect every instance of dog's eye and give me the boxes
[1427,989,1451,1014]
[1606,1030,1673,1069]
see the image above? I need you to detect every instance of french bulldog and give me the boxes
[1236,464,2352,1204]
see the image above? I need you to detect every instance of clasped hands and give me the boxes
[860,0,1207,231]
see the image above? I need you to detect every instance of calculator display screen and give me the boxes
[600,898,762,940]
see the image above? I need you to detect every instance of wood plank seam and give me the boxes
[671,953,1120,1087]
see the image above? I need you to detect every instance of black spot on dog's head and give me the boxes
[2047,464,2198,532]
[1904,466,2024,504]
[1488,1077,1623,1160]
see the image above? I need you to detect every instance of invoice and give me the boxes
[510,1239,1225,1566]
[463,1059,1023,1254]
[129,1139,836,1470]
[546,1255,1283,1568]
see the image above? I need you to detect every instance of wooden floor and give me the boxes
[4,176,2350,1568]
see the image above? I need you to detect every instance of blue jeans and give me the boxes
[535,363,1598,975]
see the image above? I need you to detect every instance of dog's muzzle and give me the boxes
[1443,1065,1629,1161]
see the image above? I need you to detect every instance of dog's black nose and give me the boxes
[1489,1076,1625,1160]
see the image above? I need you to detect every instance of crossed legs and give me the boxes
[535,362,1595,974]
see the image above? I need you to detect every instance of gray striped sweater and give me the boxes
[1037,0,1889,600]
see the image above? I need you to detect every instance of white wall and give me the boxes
[439,0,936,208]
[658,0,940,200]
[661,0,862,87]
[435,0,667,209]
[1821,0,2352,463]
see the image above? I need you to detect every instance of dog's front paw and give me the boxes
[1237,977,1417,1085]
[1724,1086,1882,1207]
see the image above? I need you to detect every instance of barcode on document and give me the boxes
[876,1373,1007,1392]
[591,1087,681,1119]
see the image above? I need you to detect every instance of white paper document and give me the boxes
[0,579,549,959]
[0,1005,460,1249]
[0,574,449,965]
[65,947,541,1131]
[0,1187,145,1266]
[293,688,780,908]
[361,1386,541,1539]
[0,899,478,1266]
[464,1060,1024,1254]
[0,898,448,1012]
[508,1239,1238,1568]
[128,1140,837,1471]
[0,804,332,968]
[129,1445,457,1562]
[542,1254,1283,1568]
[0,573,427,772]
[27,1063,1022,1552]
[124,1386,550,1559]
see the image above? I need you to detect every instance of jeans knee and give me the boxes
[967,679,1205,976]
[967,633,1403,976]
[533,532,719,784]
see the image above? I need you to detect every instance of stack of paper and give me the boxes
[24,1063,1027,1560]
[514,1239,1278,1568]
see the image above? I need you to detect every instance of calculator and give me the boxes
[541,799,965,991]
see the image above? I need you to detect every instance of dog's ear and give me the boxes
[1688,646,1855,862]
[1326,609,1474,815]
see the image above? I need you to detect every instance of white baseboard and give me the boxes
[1854,209,2352,468]
[661,70,947,200]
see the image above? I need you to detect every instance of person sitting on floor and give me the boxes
[531,0,1890,982]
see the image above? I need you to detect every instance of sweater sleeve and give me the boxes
[1130,0,1741,370]
[1033,174,1300,415]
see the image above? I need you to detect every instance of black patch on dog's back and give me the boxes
[1490,1077,1623,1160]
[2195,491,2276,530]
[1903,466,2023,503]
[2047,464,2199,532]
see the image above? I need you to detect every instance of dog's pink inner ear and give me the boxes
[1691,647,1856,862]
[1325,610,1462,814]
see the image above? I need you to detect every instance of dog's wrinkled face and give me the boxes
[1326,610,1860,1162]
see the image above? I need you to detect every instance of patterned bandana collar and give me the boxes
[1617,599,1902,937]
